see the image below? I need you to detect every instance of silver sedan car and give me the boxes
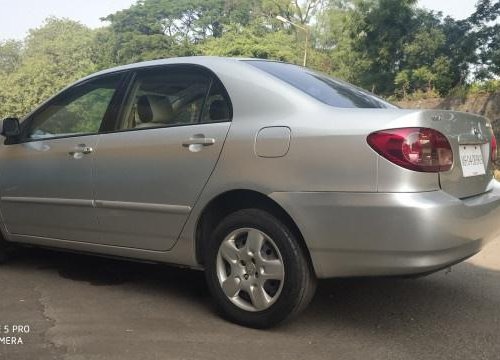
[1,57,500,328]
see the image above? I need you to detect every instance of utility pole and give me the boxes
[276,16,310,67]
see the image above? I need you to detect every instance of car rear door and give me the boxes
[91,65,232,251]
[0,73,125,242]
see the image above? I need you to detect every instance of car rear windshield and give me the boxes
[245,60,396,109]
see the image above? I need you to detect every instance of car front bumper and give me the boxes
[270,181,500,279]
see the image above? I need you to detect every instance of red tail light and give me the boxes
[367,128,453,173]
[489,127,497,162]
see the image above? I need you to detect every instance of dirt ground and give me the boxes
[1,240,500,360]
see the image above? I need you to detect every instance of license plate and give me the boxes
[459,145,485,177]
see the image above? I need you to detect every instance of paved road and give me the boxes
[1,240,500,360]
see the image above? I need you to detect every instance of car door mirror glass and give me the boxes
[1,117,21,138]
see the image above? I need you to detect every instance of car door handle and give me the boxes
[69,144,94,156]
[182,137,216,147]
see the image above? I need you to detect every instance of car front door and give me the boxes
[0,73,125,242]
[92,65,232,251]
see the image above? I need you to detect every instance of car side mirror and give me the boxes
[1,117,21,138]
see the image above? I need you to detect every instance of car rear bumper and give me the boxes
[270,181,500,278]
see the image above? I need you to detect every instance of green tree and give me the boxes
[202,24,298,61]
[395,70,411,98]
[318,0,419,94]
[469,0,500,78]
[431,56,454,95]
[0,18,97,118]
[397,11,464,96]
[0,40,22,74]
[402,28,446,69]
[100,0,326,67]
[412,66,436,91]
[99,0,259,66]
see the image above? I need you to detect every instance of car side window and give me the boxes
[120,68,211,130]
[201,79,232,123]
[27,74,123,140]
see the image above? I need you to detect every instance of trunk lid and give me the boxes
[418,110,494,198]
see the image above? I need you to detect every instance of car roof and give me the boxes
[84,56,277,80]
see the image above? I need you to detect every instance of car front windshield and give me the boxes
[245,60,396,109]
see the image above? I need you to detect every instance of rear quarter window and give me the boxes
[245,60,396,109]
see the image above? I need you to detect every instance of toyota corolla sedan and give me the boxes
[1,57,500,328]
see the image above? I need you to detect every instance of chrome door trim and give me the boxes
[1,197,191,215]
[1,197,93,207]
[94,200,191,214]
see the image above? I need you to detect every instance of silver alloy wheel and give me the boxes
[216,228,285,312]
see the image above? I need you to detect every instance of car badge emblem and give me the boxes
[473,127,483,140]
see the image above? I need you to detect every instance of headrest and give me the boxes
[209,100,230,121]
[137,95,173,124]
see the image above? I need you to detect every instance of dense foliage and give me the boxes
[0,0,499,118]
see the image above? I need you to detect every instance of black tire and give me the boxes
[205,208,317,328]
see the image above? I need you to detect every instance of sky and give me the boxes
[0,0,137,41]
[418,0,477,20]
[0,0,481,42]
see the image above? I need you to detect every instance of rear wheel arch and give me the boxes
[195,189,311,268]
